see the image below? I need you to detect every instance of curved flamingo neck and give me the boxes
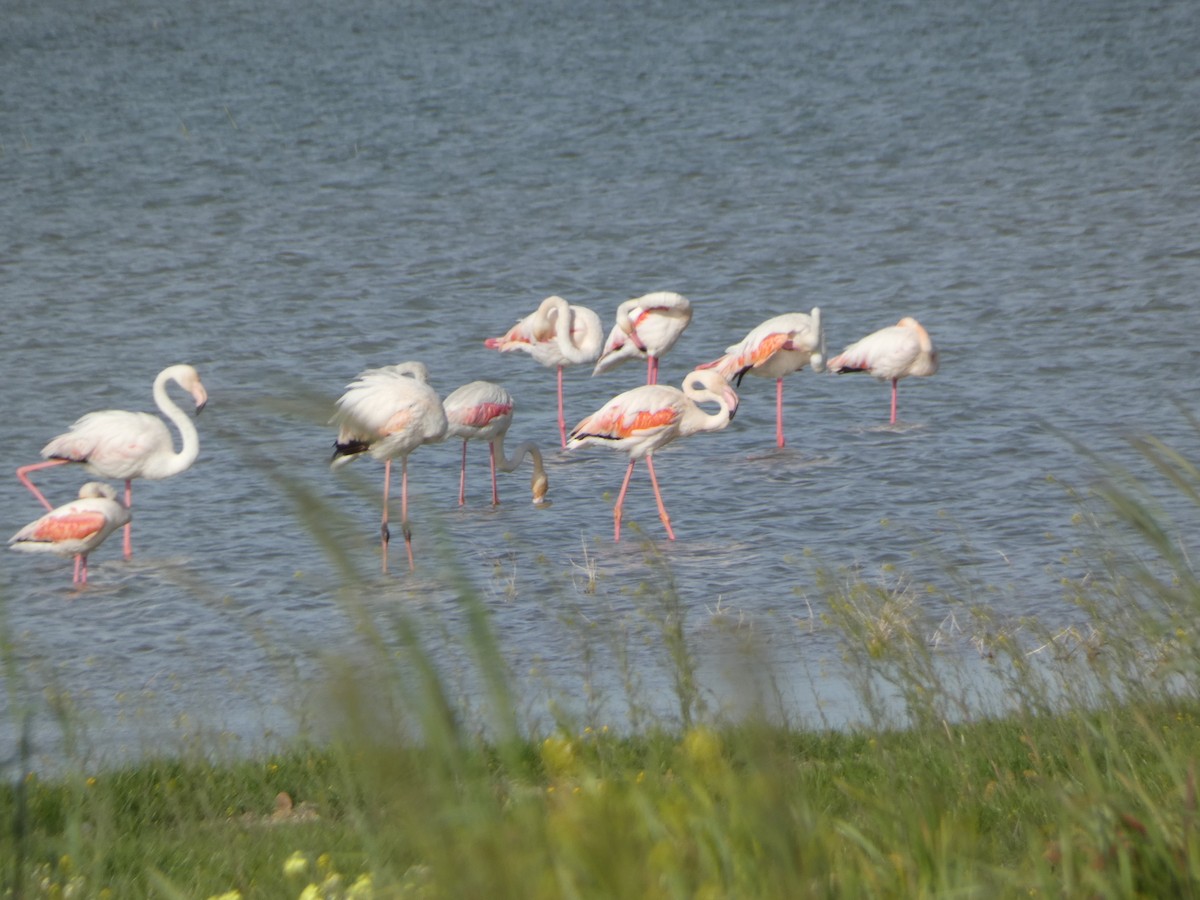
[680,382,735,436]
[492,432,548,503]
[543,297,596,364]
[492,432,544,477]
[153,367,201,477]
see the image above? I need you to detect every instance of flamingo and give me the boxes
[443,381,549,507]
[698,309,826,448]
[10,482,131,585]
[330,362,448,573]
[827,317,938,425]
[567,369,738,542]
[16,364,208,561]
[484,295,602,448]
[593,291,693,385]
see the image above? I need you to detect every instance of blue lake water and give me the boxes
[2,0,1199,771]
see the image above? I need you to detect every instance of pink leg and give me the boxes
[16,459,69,512]
[646,356,660,385]
[613,458,637,542]
[122,479,133,560]
[458,441,468,506]
[557,366,567,449]
[644,456,675,541]
[380,459,392,574]
[489,441,500,506]
[776,377,786,448]
[401,456,414,571]
[890,378,899,425]
[73,554,83,584]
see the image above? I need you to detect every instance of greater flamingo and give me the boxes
[443,381,549,507]
[16,364,208,560]
[330,362,448,573]
[827,317,938,425]
[593,291,693,385]
[9,482,131,585]
[484,295,602,448]
[567,368,738,542]
[699,308,826,448]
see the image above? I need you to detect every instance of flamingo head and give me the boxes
[531,470,550,506]
[173,365,208,414]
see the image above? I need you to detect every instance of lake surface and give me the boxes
[3,0,1199,772]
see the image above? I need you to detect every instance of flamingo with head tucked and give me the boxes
[443,380,549,507]
[827,317,938,425]
[15,364,207,560]
[699,309,825,448]
[593,291,693,385]
[567,368,738,541]
[331,362,448,573]
[10,482,131,585]
[484,296,602,448]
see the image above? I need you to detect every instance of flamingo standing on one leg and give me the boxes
[330,362,448,573]
[593,291,693,385]
[567,369,738,542]
[16,364,208,561]
[443,381,549,507]
[827,317,938,425]
[9,482,131,585]
[484,296,602,448]
[698,308,825,448]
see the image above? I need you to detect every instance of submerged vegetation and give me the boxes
[4,430,1200,898]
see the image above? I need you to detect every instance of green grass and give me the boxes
[4,428,1200,899]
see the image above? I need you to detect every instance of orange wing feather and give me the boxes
[31,511,107,542]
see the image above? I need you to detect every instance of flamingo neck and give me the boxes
[680,385,735,436]
[492,433,548,502]
[153,368,201,476]
[492,433,544,476]
[547,298,596,364]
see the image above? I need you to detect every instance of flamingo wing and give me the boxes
[24,511,109,544]
[830,326,919,377]
[42,410,172,473]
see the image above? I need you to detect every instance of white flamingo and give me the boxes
[593,291,693,385]
[699,309,825,448]
[331,362,448,573]
[567,368,738,542]
[10,482,131,585]
[16,364,207,560]
[828,317,938,425]
[484,296,602,448]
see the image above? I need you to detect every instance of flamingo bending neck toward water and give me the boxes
[443,380,549,506]
[567,368,738,541]
[484,295,602,448]
[15,364,207,560]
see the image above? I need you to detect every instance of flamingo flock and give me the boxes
[9,295,938,583]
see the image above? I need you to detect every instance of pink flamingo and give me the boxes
[331,362,448,573]
[593,291,694,385]
[699,309,825,448]
[827,317,938,425]
[10,482,131,585]
[484,296,602,448]
[16,364,207,560]
[443,381,549,507]
[567,369,738,542]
